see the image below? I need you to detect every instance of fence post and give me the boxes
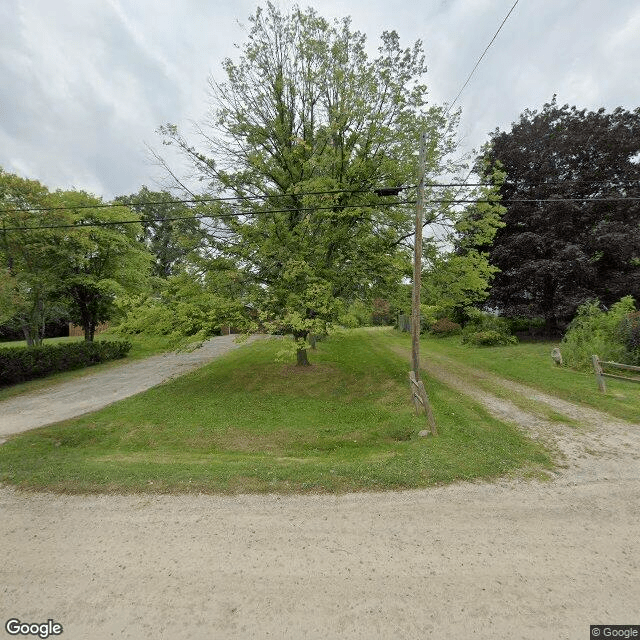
[592,355,606,393]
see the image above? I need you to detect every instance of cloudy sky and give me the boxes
[1,0,638,200]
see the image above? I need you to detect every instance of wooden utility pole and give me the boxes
[410,131,437,435]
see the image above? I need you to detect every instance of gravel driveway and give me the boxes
[1,338,639,639]
[0,334,257,441]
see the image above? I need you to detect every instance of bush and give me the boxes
[463,330,518,346]
[461,310,516,346]
[617,311,640,365]
[506,316,546,335]
[0,340,132,387]
[114,294,247,340]
[431,318,461,336]
[338,300,371,328]
[561,296,637,369]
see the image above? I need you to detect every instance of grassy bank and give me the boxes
[0,329,552,494]
[387,331,640,424]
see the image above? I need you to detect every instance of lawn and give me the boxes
[387,331,640,424]
[0,328,552,494]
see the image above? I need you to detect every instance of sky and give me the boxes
[1,0,639,200]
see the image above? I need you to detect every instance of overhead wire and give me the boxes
[1,176,637,219]
[2,194,639,232]
[446,0,520,115]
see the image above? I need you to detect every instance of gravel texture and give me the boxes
[1,340,639,639]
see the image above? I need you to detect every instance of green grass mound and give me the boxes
[0,329,552,494]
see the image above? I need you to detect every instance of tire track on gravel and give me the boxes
[387,343,640,484]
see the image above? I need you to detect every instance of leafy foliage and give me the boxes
[114,273,248,343]
[159,3,458,364]
[478,99,640,333]
[0,169,152,344]
[115,187,207,278]
[0,169,69,345]
[462,330,517,347]
[560,296,637,369]
[618,311,640,361]
[430,318,461,336]
[422,165,506,322]
[0,340,131,386]
[460,309,517,346]
[50,190,151,341]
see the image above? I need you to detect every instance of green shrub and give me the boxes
[506,316,546,334]
[338,300,371,328]
[0,340,132,386]
[431,318,461,336]
[561,296,637,369]
[463,330,518,346]
[617,310,640,365]
[115,294,247,340]
[461,310,515,346]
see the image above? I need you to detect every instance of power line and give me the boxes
[2,177,637,217]
[2,195,639,232]
[446,0,520,114]
[0,200,417,231]
[0,187,417,216]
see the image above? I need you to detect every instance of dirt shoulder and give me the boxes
[0,335,259,442]
[1,338,639,639]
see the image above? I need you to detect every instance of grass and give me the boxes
[0,335,84,348]
[0,332,187,403]
[0,328,553,494]
[387,331,640,424]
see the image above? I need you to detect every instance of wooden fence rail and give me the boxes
[591,355,640,392]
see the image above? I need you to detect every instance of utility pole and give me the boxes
[409,131,437,435]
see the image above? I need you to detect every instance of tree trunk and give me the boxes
[296,346,310,366]
[84,320,95,342]
[293,330,310,366]
[21,324,34,347]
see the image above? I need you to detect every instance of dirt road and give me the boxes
[1,342,639,639]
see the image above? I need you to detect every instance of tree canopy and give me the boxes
[0,169,70,344]
[477,99,640,333]
[51,190,151,341]
[115,187,206,278]
[0,168,151,343]
[160,2,458,364]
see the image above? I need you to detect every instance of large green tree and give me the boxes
[422,169,506,322]
[52,190,151,341]
[115,187,207,278]
[477,100,640,333]
[161,3,457,364]
[0,169,70,345]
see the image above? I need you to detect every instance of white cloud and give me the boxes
[0,0,638,198]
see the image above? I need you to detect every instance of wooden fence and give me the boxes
[68,323,109,338]
[591,355,640,392]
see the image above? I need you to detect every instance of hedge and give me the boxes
[0,340,132,387]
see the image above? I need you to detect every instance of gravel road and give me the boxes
[0,335,256,441]
[1,339,639,639]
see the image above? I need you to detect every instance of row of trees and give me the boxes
[0,171,147,344]
[0,172,216,345]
